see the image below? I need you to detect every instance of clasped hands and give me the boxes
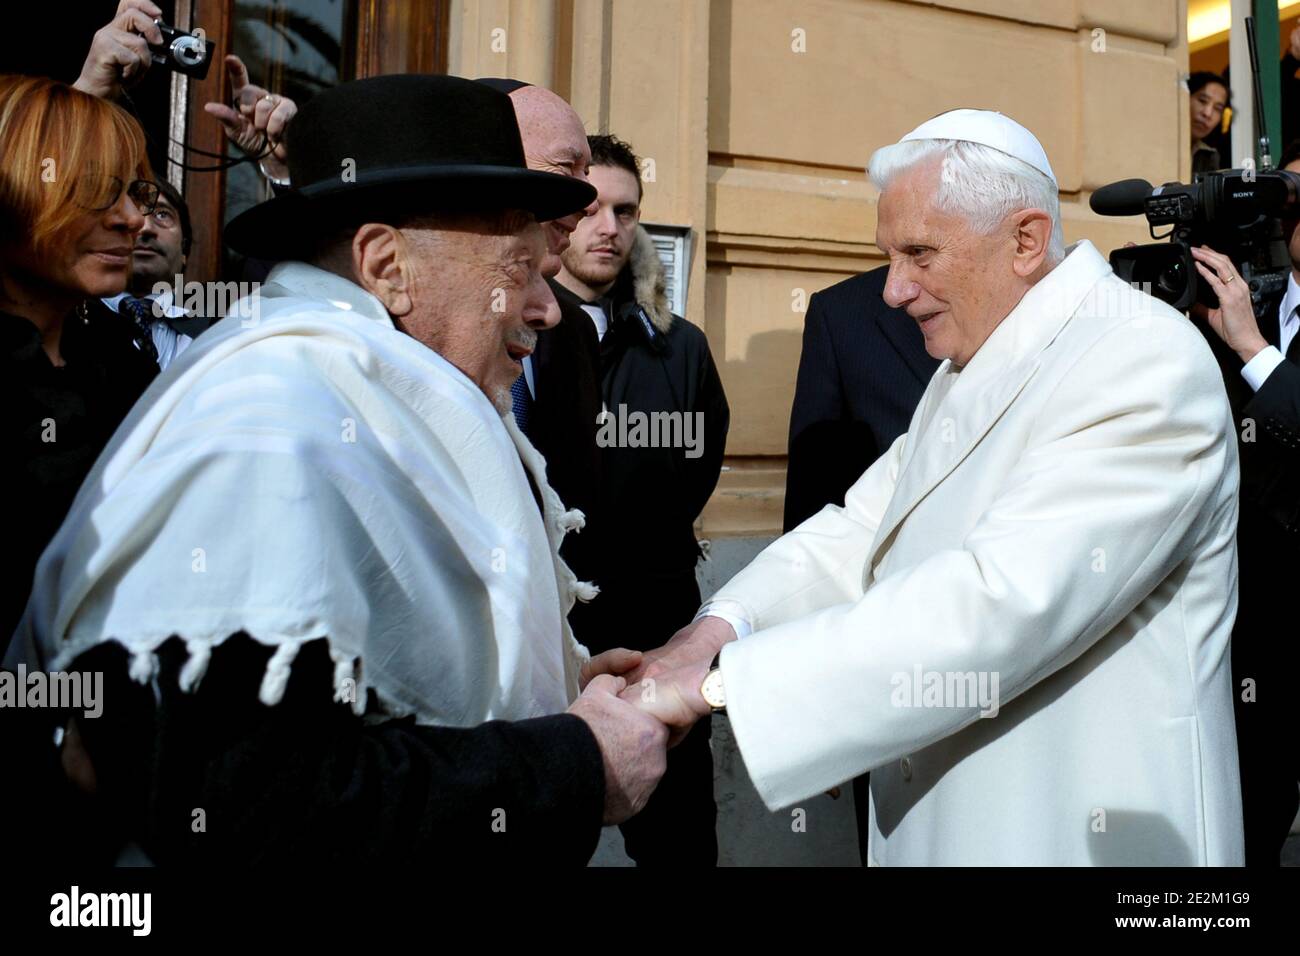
[578,615,736,745]
[568,616,734,824]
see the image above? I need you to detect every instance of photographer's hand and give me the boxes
[203,55,297,184]
[1190,246,1269,364]
[73,0,164,100]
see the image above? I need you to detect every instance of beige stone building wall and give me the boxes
[448,0,1192,537]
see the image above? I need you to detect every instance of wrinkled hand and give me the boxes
[567,674,668,824]
[72,0,164,100]
[623,615,736,688]
[1189,245,1268,363]
[203,55,297,182]
[578,647,642,692]
[621,656,713,748]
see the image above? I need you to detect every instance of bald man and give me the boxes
[478,80,607,621]
[481,79,718,867]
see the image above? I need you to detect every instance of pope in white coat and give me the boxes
[634,111,1245,866]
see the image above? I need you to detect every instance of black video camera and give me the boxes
[1091,169,1300,317]
[147,20,213,80]
[1094,13,1300,318]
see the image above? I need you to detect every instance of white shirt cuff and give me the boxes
[694,600,753,640]
[1241,346,1285,392]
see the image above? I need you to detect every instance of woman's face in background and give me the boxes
[1190,82,1228,142]
[7,177,147,301]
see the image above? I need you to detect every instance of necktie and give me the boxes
[118,296,160,363]
[510,372,532,436]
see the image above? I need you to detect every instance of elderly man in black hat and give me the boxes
[8,75,668,865]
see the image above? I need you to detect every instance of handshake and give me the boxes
[566,616,736,825]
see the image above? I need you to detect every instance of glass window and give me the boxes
[223,0,355,268]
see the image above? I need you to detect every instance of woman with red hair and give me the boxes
[0,75,160,648]
[1,75,165,866]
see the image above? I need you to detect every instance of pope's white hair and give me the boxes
[868,139,1065,264]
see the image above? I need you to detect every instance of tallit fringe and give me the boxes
[258,642,301,706]
[557,508,586,534]
[330,648,365,716]
[178,639,212,692]
[128,650,159,684]
[54,633,411,722]
[502,412,593,702]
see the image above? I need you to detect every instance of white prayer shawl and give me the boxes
[11,262,593,726]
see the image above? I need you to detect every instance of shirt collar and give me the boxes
[1281,273,1300,327]
[103,289,187,320]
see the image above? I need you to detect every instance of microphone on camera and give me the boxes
[1089,179,1154,217]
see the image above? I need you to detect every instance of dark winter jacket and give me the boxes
[555,227,729,592]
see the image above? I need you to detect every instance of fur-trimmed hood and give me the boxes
[628,225,674,334]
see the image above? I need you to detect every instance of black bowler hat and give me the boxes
[224,74,595,260]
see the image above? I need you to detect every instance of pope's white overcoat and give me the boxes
[712,241,1245,865]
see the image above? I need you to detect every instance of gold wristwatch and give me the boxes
[700,652,726,713]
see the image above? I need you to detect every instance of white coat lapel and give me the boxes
[866,353,1041,579]
[864,241,1114,578]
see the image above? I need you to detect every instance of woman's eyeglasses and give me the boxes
[87,177,161,215]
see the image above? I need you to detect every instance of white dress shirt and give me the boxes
[520,354,536,399]
[581,302,609,341]
[1241,273,1300,391]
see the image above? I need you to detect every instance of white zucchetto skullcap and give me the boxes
[899,109,1057,185]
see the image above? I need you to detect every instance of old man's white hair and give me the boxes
[868,109,1066,264]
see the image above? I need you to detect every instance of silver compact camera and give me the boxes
[147,20,213,80]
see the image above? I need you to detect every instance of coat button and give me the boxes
[900,757,913,781]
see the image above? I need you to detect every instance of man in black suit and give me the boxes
[1188,141,1300,866]
[479,79,608,600]
[783,264,939,864]
[784,265,939,529]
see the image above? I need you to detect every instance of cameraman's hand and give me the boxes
[203,55,297,183]
[73,0,164,100]
[1190,246,1269,364]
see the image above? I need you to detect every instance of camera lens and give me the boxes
[172,36,204,66]
[1157,259,1184,297]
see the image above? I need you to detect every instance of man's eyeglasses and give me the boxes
[86,177,161,215]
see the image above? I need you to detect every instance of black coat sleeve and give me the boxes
[1241,357,1300,532]
[782,291,878,532]
[682,333,729,525]
[76,636,606,866]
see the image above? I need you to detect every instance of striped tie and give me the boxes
[510,373,532,436]
[118,295,160,364]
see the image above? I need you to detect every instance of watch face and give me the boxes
[702,669,726,709]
